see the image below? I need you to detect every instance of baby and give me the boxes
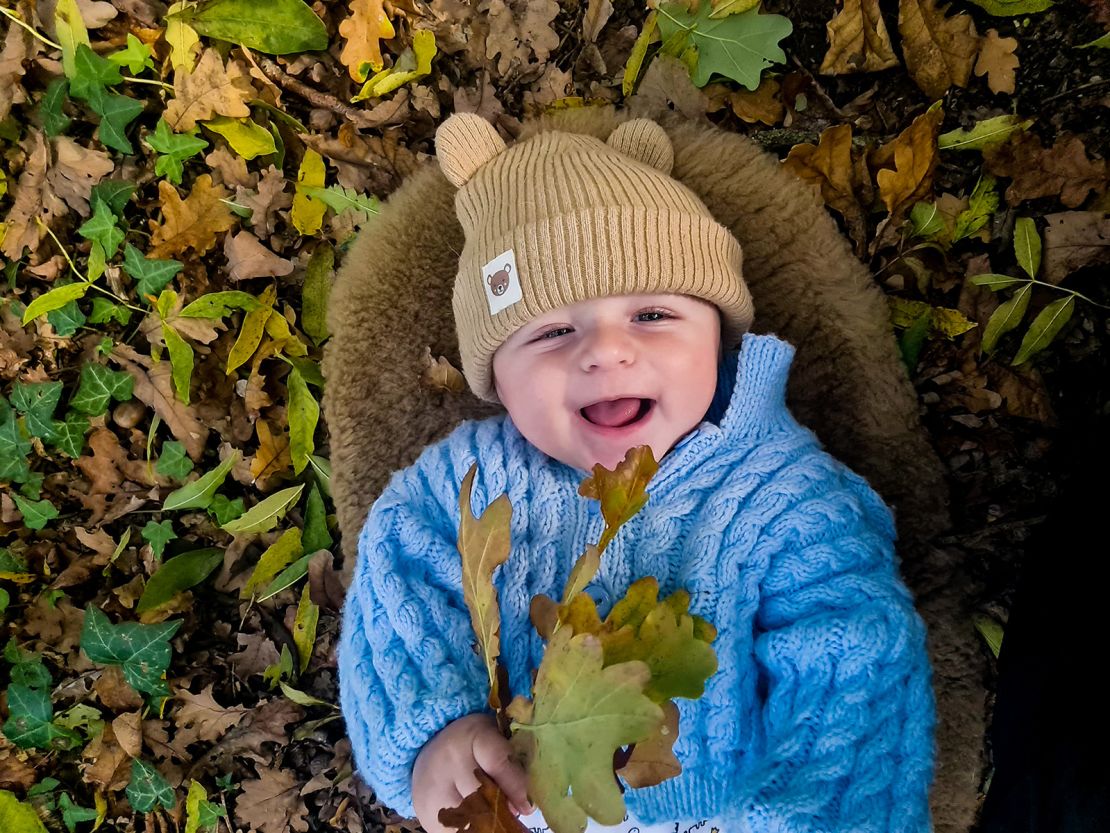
[337,113,937,833]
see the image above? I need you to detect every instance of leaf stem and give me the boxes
[1027,277,1110,310]
[0,7,62,51]
[123,75,174,91]
[35,217,147,314]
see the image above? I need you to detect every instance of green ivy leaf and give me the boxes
[1,685,79,750]
[10,381,63,441]
[69,42,122,103]
[126,759,176,813]
[70,362,134,416]
[145,119,208,186]
[0,411,32,482]
[40,77,73,138]
[141,520,177,559]
[90,180,136,217]
[51,412,90,458]
[122,243,184,303]
[46,295,87,338]
[86,87,145,155]
[88,297,133,325]
[207,493,245,525]
[18,472,44,501]
[4,640,52,689]
[656,2,791,89]
[77,198,125,260]
[79,607,182,699]
[12,496,59,531]
[58,792,99,833]
[107,32,156,75]
[156,440,195,480]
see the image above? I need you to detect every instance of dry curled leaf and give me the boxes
[982,132,1109,208]
[819,0,899,75]
[235,766,310,833]
[421,346,467,392]
[898,0,979,99]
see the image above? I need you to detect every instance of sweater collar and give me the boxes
[502,332,797,494]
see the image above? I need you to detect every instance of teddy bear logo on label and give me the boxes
[482,247,523,315]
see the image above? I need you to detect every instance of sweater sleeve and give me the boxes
[735,452,936,833]
[337,451,491,818]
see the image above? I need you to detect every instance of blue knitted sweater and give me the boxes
[337,332,936,833]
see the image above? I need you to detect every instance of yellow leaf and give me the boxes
[202,116,277,160]
[973,29,1019,95]
[286,366,319,475]
[338,0,396,82]
[250,417,293,488]
[457,461,514,710]
[227,285,276,374]
[873,102,944,220]
[782,123,870,250]
[241,528,302,599]
[291,149,326,236]
[164,48,254,132]
[727,76,784,126]
[148,174,235,260]
[898,0,980,99]
[293,585,319,673]
[623,10,659,97]
[819,0,900,75]
[887,297,977,338]
[54,0,91,79]
[353,28,436,100]
[164,1,201,72]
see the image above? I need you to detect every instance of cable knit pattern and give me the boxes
[337,332,936,832]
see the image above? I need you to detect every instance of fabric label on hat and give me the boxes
[482,247,523,316]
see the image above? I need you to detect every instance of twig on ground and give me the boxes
[251,53,383,130]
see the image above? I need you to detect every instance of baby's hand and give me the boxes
[412,712,535,833]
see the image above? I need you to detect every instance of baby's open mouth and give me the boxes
[579,398,654,428]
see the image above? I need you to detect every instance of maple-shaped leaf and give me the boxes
[148,174,235,260]
[107,32,156,75]
[77,196,125,265]
[614,699,681,789]
[439,766,529,833]
[508,627,663,833]
[458,461,514,713]
[163,47,254,132]
[655,2,792,90]
[339,0,397,81]
[577,445,658,554]
[599,577,718,703]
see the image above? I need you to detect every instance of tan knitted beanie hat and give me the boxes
[434,112,755,405]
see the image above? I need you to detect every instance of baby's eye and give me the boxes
[535,311,672,341]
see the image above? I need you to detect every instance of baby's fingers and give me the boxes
[471,730,534,815]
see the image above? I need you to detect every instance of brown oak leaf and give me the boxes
[224,230,295,280]
[236,766,311,833]
[172,683,250,750]
[898,0,979,99]
[148,174,236,260]
[164,47,254,132]
[983,132,1108,208]
[973,29,1019,95]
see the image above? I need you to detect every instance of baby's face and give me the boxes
[492,293,722,475]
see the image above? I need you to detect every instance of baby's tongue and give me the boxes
[583,398,642,427]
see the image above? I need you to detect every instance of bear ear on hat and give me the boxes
[606,118,674,176]
[435,112,508,188]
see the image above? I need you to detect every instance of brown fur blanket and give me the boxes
[322,103,986,832]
